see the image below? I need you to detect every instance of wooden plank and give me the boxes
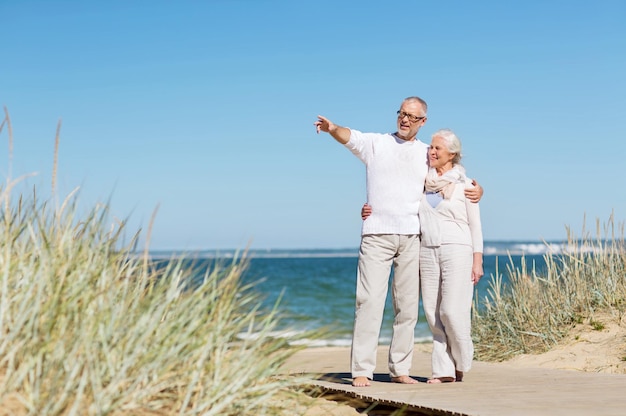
[283,347,626,416]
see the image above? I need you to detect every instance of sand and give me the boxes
[281,311,626,415]
[504,311,626,374]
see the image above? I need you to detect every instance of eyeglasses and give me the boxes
[397,111,425,123]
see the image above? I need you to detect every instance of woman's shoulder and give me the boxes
[449,166,470,183]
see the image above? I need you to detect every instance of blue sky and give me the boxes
[1,1,625,251]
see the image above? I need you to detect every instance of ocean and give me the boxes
[151,241,564,347]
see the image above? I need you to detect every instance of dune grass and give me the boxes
[472,215,626,361]
[0,112,312,415]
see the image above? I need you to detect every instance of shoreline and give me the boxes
[286,312,626,376]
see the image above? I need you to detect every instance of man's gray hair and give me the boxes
[403,96,428,115]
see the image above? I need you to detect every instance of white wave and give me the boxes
[482,241,613,256]
[236,329,433,348]
[289,338,353,348]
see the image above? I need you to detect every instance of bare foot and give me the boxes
[455,371,464,382]
[391,375,419,384]
[352,376,371,387]
[426,377,455,384]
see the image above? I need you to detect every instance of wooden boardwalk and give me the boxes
[282,346,626,416]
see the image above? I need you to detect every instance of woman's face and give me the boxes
[429,135,456,170]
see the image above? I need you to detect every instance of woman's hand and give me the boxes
[361,203,372,220]
[471,253,484,285]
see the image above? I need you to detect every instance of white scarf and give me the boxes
[424,166,466,199]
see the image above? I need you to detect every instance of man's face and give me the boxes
[396,101,427,141]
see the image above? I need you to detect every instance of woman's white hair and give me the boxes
[432,128,462,165]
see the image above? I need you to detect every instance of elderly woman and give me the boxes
[361,128,483,383]
[419,128,483,383]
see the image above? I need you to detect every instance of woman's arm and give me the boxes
[465,184,484,285]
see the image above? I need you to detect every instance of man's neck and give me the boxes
[394,132,416,142]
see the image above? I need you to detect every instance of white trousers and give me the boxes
[420,244,474,378]
[351,234,421,379]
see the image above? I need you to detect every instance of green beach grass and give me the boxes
[0,111,315,415]
[472,215,626,362]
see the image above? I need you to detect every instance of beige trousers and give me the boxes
[351,234,421,379]
[420,244,474,378]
